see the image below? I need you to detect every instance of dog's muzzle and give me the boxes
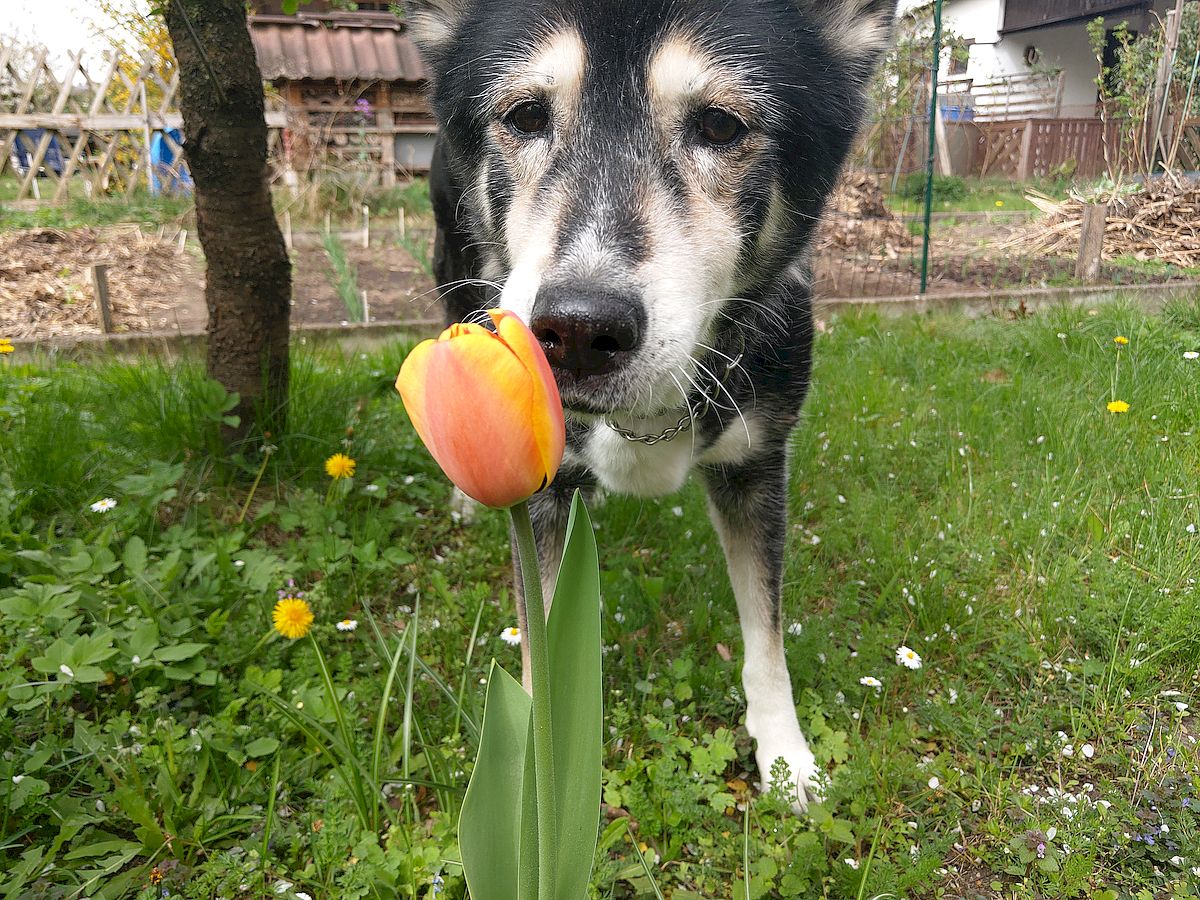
[529,283,644,379]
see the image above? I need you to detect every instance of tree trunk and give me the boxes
[165,0,290,439]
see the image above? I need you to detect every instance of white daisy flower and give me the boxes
[843,858,859,870]
[787,622,803,636]
[90,498,117,513]
[500,626,521,646]
[896,645,923,670]
[928,776,940,790]
[1081,743,1095,759]
[860,675,883,689]
[1175,701,1189,713]
[336,619,359,632]
[1184,351,1199,360]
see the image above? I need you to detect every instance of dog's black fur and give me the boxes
[408,0,896,803]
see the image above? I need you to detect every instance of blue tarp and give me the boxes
[150,129,193,196]
[10,130,66,176]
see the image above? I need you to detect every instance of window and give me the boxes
[948,38,973,76]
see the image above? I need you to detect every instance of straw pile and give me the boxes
[1007,183,1200,268]
[0,226,194,339]
[817,172,913,255]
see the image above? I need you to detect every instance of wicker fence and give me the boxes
[0,50,204,202]
[0,50,434,203]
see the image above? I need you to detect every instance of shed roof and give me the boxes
[249,13,427,83]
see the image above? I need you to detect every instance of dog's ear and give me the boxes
[404,0,468,52]
[798,0,899,62]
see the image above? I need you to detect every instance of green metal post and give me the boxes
[920,0,944,294]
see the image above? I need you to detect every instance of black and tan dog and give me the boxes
[406,0,897,807]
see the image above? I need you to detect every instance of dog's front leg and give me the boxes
[703,454,818,808]
[512,463,593,691]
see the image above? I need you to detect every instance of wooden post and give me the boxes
[176,229,187,254]
[324,211,331,236]
[378,117,396,188]
[1150,0,1186,170]
[377,83,397,188]
[90,264,114,334]
[283,209,293,251]
[362,204,370,249]
[361,289,370,325]
[934,102,953,176]
[1075,203,1108,284]
[1016,118,1036,181]
[398,206,406,241]
[140,81,154,193]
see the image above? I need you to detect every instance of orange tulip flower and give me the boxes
[396,309,565,508]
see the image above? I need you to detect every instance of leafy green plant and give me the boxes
[459,495,602,899]
[322,231,365,323]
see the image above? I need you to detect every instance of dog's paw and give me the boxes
[756,740,822,812]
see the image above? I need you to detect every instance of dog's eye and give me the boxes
[506,101,550,136]
[698,107,746,147]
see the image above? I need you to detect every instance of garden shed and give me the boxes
[248,0,436,180]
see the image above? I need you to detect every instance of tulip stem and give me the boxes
[510,500,558,899]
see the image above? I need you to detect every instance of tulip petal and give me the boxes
[490,309,566,484]
[398,328,548,508]
[395,337,438,446]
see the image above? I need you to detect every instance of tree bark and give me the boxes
[165,0,290,439]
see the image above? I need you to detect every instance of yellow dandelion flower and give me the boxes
[0,339,14,354]
[1107,400,1130,414]
[995,200,1005,207]
[1114,335,1129,346]
[273,597,314,639]
[324,453,357,479]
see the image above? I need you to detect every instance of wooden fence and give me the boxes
[969,117,1200,180]
[973,118,1110,180]
[0,50,434,203]
[0,50,204,201]
[939,71,1066,122]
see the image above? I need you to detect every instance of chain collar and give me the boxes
[602,352,743,445]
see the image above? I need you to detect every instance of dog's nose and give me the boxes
[529,285,643,377]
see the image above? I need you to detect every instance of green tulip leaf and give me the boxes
[547,492,603,900]
[460,660,533,900]
[519,713,539,900]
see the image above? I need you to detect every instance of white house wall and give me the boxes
[898,0,1172,118]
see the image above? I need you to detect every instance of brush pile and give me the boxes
[0,226,197,339]
[1007,182,1200,268]
[817,172,913,255]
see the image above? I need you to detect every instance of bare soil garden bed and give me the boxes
[1,225,436,341]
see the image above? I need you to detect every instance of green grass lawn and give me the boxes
[886,175,1073,216]
[2,300,1199,899]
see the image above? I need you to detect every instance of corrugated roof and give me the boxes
[249,14,427,83]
